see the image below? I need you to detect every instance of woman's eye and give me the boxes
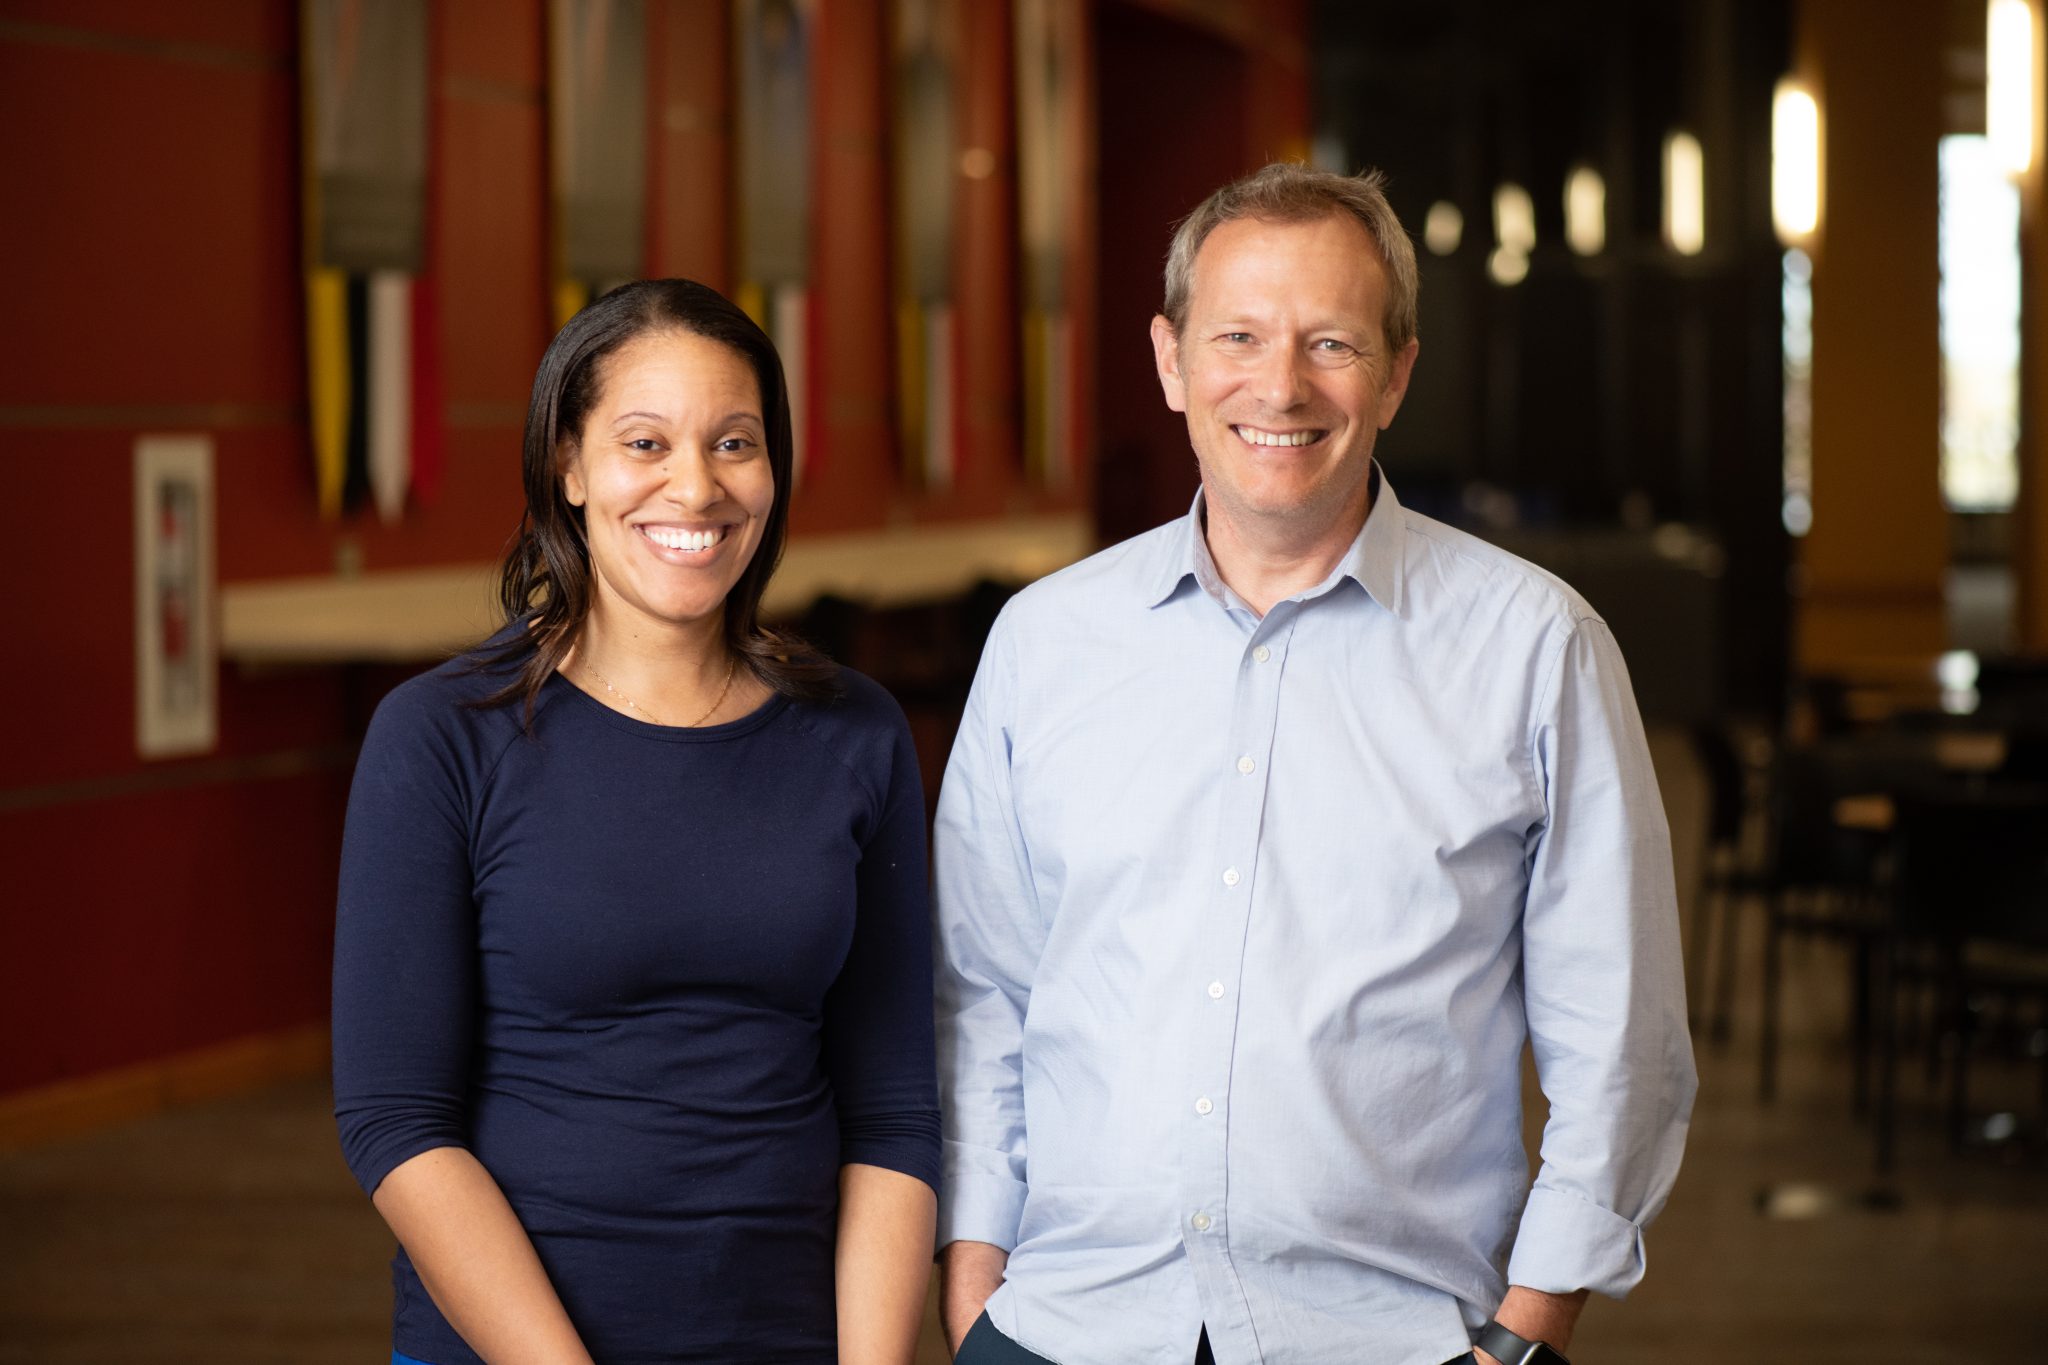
[626,438,663,453]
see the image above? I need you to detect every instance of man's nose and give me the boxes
[1253,346,1312,408]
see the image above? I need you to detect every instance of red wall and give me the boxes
[0,0,547,1096]
[0,0,1304,1102]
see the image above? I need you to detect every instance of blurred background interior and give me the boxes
[4,0,2048,1359]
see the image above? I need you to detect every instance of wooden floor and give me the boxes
[4,735,2046,1363]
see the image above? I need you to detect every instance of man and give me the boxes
[933,163,1695,1365]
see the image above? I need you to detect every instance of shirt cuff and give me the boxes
[1505,1183,1649,1299]
[937,1147,1029,1253]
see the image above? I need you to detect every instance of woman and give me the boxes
[332,280,939,1364]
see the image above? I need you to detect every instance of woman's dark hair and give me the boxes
[472,278,839,718]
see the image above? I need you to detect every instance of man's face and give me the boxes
[1151,214,1418,540]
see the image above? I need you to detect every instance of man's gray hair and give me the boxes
[1161,163,1419,354]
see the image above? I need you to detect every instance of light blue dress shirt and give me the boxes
[934,470,1696,1365]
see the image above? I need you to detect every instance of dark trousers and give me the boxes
[954,1313,1477,1365]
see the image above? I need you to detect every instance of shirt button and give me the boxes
[1195,1096,1214,1115]
[1254,645,1271,662]
[1236,755,1256,775]
[1207,981,1225,999]
[1191,1212,1212,1232]
[1221,867,1241,887]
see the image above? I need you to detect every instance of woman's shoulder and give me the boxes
[789,665,908,736]
[780,666,912,783]
[363,626,543,755]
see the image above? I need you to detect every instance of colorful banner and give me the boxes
[736,0,813,481]
[302,0,435,522]
[893,0,958,491]
[550,0,649,325]
[1016,0,1081,491]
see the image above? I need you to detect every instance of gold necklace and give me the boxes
[582,654,737,727]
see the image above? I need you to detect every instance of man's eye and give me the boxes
[1314,339,1352,353]
[1219,332,1253,344]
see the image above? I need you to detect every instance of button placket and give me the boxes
[1182,618,1296,1287]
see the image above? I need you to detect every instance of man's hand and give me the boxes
[1475,1285,1588,1364]
[938,1240,1009,1356]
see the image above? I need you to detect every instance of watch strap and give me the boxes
[1476,1320,1571,1365]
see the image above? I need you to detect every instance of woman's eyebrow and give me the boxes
[609,408,765,429]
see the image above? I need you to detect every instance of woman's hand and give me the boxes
[373,1146,596,1365]
[835,1162,940,1365]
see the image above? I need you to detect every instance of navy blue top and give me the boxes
[332,646,940,1364]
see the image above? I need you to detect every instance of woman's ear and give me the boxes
[558,441,586,507]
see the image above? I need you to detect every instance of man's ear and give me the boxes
[1375,338,1421,431]
[1150,314,1189,414]
[558,442,587,507]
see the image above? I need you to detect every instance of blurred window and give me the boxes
[1782,248,1813,536]
[1938,134,2020,512]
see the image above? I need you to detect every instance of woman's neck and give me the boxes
[569,602,734,726]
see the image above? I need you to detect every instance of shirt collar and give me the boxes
[1144,462,1407,618]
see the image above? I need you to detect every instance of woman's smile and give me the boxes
[635,522,731,556]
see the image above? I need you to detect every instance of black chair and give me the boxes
[1878,788,2048,1165]
[1754,744,1893,1107]
[1975,656,2048,731]
[1688,720,1764,1041]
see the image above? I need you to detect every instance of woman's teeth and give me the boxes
[1235,427,1319,447]
[641,526,725,552]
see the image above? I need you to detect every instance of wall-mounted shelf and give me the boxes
[220,514,1094,665]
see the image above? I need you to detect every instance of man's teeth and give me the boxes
[643,526,726,551]
[1236,427,1319,447]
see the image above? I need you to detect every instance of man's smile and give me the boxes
[1232,424,1327,448]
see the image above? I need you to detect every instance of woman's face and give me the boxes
[561,330,775,636]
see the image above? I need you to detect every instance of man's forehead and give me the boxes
[1185,213,1387,315]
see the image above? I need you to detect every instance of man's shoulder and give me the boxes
[997,517,1186,631]
[1395,506,1601,637]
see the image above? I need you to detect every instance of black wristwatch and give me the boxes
[1476,1320,1571,1365]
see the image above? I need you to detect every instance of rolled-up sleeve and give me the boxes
[821,698,942,1191]
[932,613,1045,1252]
[1507,618,1697,1298]
[330,684,480,1196]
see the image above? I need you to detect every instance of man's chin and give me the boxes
[1209,481,1340,525]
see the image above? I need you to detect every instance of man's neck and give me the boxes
[1201,488,1371,618]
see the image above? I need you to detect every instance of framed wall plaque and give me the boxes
[133,435,217,759]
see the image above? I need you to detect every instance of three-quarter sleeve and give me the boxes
[930,613,1043,1252]
[330,681,485,1196]
[819,692,942,1191]
[1508,618,1698,1298]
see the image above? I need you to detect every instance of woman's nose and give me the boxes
[660,449,718,507]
